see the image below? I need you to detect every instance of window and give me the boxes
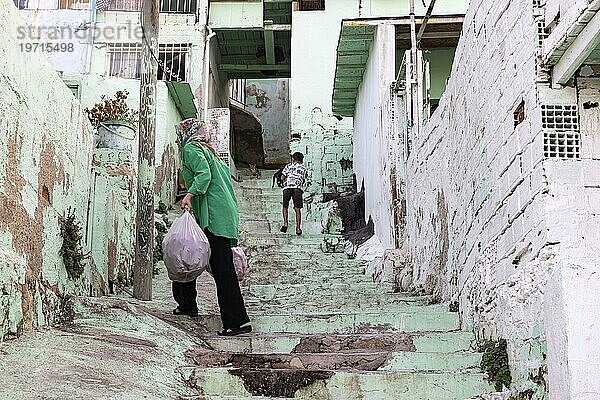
[157,43,190,82]
[13,0,27,9]
[67,84,80,100]
[58,0,90,9]
[298,0,324,11]
[107,43,142,79]
[107,43,190,82]
[101,0,196,13]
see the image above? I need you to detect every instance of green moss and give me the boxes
[481,338,512,391]
[59,208,89,279]
[156,201,169,215]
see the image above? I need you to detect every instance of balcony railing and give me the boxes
[17,0,196,13]
[103,0,197,13]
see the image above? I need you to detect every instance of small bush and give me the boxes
[59,208,89,279]
[481,338,512,391]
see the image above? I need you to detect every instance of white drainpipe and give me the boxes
[203,26,217,121]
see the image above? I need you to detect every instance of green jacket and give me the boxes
[181,142,239,243]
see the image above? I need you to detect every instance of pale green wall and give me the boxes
[425,48,456,100]
[1,0,98,340]
[361,0,467,17]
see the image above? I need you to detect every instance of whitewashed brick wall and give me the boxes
[405,0,550,393]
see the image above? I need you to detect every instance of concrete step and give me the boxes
[187,348,481,372]
[192,367,494,399]
[196,310,460,334]
[199,332,475,354]
[244,282,405,300]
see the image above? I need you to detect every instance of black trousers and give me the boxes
[172,230,250,329]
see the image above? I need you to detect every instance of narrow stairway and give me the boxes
[185,173,494,399]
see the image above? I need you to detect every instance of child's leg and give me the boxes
[294,208,302,232]
[281,189,291,232]
[293,189,303,234]
[283,206,289,227]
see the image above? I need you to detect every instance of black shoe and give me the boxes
[296,229,303,236]
[217,325,253,336]
[280,225,288,233]
[173,308,198,317]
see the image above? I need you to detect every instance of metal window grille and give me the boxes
[102,0,195,12]
[158,43,190,82]
[542,104,579,131]
[58,0,90,9]
[107,43,142,79]
[298,0,324,11]
[544,131,581,159]
[107,43,190,82]
[105,0,141,11]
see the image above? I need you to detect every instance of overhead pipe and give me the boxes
[417,0,437,47]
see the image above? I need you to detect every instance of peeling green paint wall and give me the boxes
[0,0,98,340]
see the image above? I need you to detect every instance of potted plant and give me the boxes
[85,90,138,150]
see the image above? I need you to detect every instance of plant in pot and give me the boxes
[85,90,139,150]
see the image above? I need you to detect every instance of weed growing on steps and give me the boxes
[59,208,89,279]
[481,338,512,391]
[509,389,534,400]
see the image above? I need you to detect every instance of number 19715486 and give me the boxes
[20,43,74,52]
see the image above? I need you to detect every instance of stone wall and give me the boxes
[0,0,98,340]
[405,0,548,394]
[401,0,600,396]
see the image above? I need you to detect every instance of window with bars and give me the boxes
[107,43,142,79]
[298,0,324,11]
[101,0,196,12]
[58,0,90,9]
[157,44,190,82]
[107,43,190,82]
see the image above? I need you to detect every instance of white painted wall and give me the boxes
[18,9,93,74]
[245,79,290,166]
[290,0,358,193]
[353,23,397,249]
[375,0,600,396]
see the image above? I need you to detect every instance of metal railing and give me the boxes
[104,0,197,13]
[106,42,190,82]
[298,0,324,11]
[18,0,195,12]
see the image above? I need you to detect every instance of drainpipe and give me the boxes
[203,26,217,121]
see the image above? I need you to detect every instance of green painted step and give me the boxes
[196,310,460,334]
[192,368,495,399]
[200,331,475,354]
[245,282,403,299]
[187,349,481,372]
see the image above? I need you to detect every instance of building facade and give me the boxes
[332,0,600,398]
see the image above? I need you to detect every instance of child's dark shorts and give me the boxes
[283,188,303,209]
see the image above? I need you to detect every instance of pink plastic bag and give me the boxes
[232,247,248,282]
[162,211,211,282]
[206,246,248,282]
